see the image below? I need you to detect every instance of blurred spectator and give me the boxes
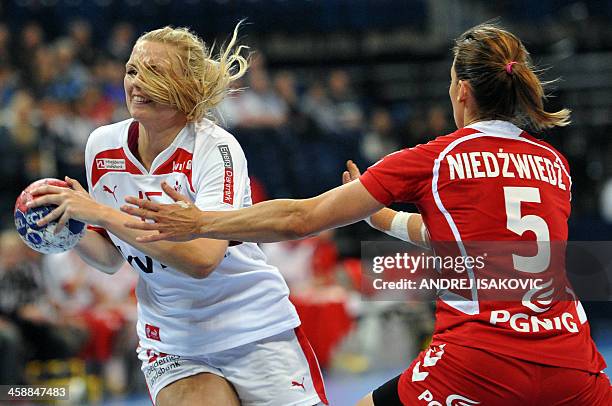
[248,52,267,74]
[78,86,116,126]
[249,176,269,204]
[30,46,58,98]
[15,22,44,81]
[301,81,338,135]
[0,23,13,66]
[47,38,90,101]
[1,89,45,181]
[262,230,340,291]
[360,107,400,163]
[274,70,322,139]
[0,230,29,384]
[0,312,22,384]
[400,105,452,146]
[0,63,18,108]
[68,19,96,67]
[226,68,292,196]
[426,105,453,136]
[216,78,246,129]
[328,69,364,132]
[0,113,28,225]
[106,22,135,62]
[274,71,298,109]
[237,70,287,129]
[95,57,128,108]
[43,97,95,184]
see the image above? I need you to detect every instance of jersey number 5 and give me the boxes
[503,186,550,274]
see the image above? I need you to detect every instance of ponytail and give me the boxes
[510,61,571,130]
[453,23,570,131]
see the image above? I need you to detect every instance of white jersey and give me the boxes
[84,118,300,355]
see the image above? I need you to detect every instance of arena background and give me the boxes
[0,0,611,404]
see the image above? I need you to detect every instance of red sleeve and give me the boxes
[360,139,446,205]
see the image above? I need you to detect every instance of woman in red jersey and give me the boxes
[120,23,611,406]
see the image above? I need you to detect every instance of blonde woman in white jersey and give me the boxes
[27,24,328,406]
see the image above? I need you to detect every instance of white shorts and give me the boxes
[137,327,328,406]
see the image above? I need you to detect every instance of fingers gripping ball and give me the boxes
[14,178,86,254]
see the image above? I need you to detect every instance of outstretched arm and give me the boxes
[121,176,385,243]
[343,160,429,248]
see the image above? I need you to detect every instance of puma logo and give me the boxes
[291,377,305,391]
[103,185,118,202]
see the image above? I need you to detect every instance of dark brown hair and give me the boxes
[453,23,570,130]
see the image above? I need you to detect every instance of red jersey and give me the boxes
[360,120,606,373]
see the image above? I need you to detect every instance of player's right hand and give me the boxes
[342,160,362,185]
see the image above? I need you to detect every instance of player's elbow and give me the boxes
[186,265,213,279]
[289,220,312,240]
[102,261,124,275]
[287,205,317,240]
[83,252,125,275]
[188,257,223,279]
[190,268,214,279]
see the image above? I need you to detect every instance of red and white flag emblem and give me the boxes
[145,324,161,341]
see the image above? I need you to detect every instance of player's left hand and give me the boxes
[121,182,203,243]
[27,176,105,233]
[342,160,362,184]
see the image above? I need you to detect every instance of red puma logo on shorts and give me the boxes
[291,377,305,390]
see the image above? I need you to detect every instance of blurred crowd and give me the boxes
[0,229,138,391]
[0,20,132,226]
[218,56,453,199]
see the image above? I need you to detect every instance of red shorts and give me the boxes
[397,342,611,406]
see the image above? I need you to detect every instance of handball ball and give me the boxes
[14,178,86,254]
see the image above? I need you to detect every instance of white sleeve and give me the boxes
[192,140,249,211]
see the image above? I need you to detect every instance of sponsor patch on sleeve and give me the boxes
[217,145,234,205]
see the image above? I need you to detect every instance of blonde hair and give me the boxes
[132,22,248,122]
[453,23,571,131]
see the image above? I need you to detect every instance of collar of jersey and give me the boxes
[465,120,523,139]
[123,119,193,175]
